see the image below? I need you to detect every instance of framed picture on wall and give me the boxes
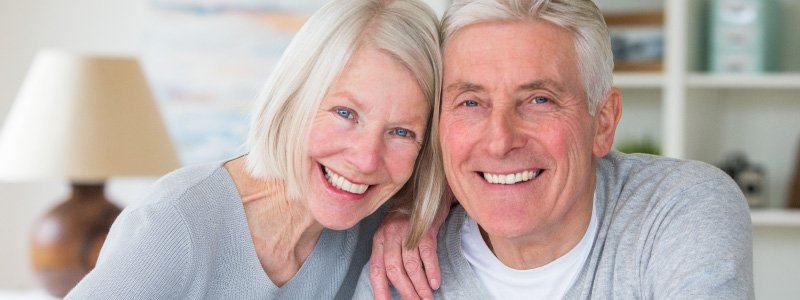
[141,0,332,166]
[141,0,449,166]
[604,11,664,72]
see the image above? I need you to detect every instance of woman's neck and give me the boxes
[224,157,324,287]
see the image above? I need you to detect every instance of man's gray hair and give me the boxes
[442,0,613,113]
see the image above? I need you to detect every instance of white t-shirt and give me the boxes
[461,197,597,300]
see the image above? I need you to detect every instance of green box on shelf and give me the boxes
[708,0,780,73]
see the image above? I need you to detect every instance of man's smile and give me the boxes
[479,170,543,185]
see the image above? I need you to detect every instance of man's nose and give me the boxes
[344,129,383,174]
[485,106,525,158]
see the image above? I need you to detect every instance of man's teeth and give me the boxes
[324,166,369,194]
[483,170,540,184]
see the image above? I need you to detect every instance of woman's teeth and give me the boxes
[324,166,369,194]
[483,170,541,185]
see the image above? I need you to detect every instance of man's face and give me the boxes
[440,20,603,241]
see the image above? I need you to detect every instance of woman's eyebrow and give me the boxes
[328,90,366,108]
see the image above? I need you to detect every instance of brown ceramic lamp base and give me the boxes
[29,183,122,298]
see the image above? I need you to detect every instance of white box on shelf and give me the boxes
[708,0,780,73]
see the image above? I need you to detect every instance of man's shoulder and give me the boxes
[600,151,734,190]
[580,152,753,299]
[596,151,747,230]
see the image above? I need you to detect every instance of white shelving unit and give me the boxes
[751,209,800,227]
[603,2,800,298]
[608,0,800,208]
[613,72,664,88]
[687,73,800,89]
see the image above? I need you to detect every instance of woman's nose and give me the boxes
[344,129,383,174]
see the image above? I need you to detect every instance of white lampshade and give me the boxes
[0,49,181,183]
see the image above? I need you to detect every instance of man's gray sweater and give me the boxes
[354,151,754,299]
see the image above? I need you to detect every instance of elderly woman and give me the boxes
[64,0,444,298]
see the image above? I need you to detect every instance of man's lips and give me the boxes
[478,169,543,185]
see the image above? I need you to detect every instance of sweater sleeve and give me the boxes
[352,263,376,299]
[642,173,754,299]
[65,201,193,300]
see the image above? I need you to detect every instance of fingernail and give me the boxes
[430,279,439,290]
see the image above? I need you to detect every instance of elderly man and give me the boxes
[356,0,754,299]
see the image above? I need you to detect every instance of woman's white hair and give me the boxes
[442,0,613,113]
[246,0,445,247]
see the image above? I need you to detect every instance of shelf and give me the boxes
[612,72,664,89]
[750,209,800,228]
[606,0,800,208]
[613,73,800,90]
[687,73,800,89]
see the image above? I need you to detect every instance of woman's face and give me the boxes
[306,46,430,230]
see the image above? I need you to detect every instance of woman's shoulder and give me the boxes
[132,158,240,210]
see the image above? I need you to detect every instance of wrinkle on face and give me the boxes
[439,20,597,269]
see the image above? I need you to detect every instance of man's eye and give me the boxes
[532,96,549,104]
[336,108,354,119]
[463,100,479,107]
[391,128,415,138]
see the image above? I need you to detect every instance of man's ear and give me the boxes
[592,87,622,158]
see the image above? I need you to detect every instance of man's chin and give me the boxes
[470,210,540,240]
[481,223,536,241]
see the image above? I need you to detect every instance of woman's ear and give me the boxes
[592,87,622,157]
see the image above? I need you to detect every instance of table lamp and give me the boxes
[0,49,181,297]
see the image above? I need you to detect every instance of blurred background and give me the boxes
[0,0,798,299]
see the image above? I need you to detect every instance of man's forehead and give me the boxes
[441,20,580,96]
[444,19,572,53]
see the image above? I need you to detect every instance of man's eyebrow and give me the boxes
[445,81,483,92]
[519,79,567,93]
[520,80,546,90]
[445,80,567,93]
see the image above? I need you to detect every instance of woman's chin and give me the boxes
[315,214,361,230]
[306,204,364,230]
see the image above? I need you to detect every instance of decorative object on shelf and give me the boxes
[708,0,780,73]
[0,50,181,298]
[789,137,800,209]
[604,11,664,72]
[718,152,767,208]
[615,135,661,155]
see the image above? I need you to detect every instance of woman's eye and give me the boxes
[336,108,354,119]
[391,128,415,139]
[463,100,479,107]
[531,96,550,104]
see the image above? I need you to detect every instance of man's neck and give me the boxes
[478,195,594,270]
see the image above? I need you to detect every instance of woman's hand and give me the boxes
[370,207,448,300]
